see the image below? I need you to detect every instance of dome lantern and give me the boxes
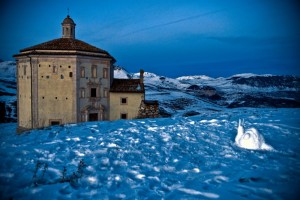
[61,15,76,39]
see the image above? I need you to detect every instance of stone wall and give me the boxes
[36,56,76,127]
[17,58,32,129]
[137,100,159,119]
[78,58,111,122]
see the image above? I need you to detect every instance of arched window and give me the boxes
[80,88,85,98]
[104,88,108,98]
[103,68,108,79]
[92,65,97,78]
[80,67,85,78]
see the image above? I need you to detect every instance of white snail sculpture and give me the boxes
[235,119,273,150]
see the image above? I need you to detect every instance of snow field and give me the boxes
[0,108,300,199]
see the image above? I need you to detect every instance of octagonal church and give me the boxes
[14,15,158,132]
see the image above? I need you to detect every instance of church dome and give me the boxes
[62,15,75,24]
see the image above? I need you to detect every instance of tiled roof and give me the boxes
[110,79,144,93]
[15,38,115,61]
[20,38,108,53]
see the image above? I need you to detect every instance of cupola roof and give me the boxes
[62,15,75,25]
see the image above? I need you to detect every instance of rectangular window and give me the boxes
[53,66,58,73]
[92,65,97,78]
[69,72,73,77]
[120,113,127,119]
[50,119,61,126]
[120,97,127,105]
[51,121,60,126]
[80,67,85,78]
[103,68,108,79]
[23,65,27,75]
[104,88,108,98]
[80,88,85,98]
[91,88,97,97]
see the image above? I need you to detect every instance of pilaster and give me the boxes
[31,58,39,128]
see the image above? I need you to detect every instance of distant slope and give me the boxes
[229,74,300,88]
[176,73,300,109]
[0,61,16,81]
[113,66,132,79]
[140,72,300,116]
[0,61,17,123]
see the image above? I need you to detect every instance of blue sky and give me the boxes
[0,0,299,77]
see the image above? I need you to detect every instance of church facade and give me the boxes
[14,15,158,132]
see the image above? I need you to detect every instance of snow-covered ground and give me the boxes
[1,108,300,199]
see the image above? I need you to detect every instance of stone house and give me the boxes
[109,71,145,120]
[14,15,158,132]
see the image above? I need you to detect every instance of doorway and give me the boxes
[89,113,98,121]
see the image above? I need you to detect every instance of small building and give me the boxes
[109,70,145,120]
[13,15,158,131]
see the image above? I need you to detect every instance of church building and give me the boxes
[14,15,158,132]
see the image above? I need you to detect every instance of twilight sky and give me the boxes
[1,0,299,77]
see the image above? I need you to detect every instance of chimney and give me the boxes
[140,69,144,90]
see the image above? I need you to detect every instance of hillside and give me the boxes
[132,71,300,117]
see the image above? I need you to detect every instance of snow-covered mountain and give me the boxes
[131,69,299,117]
[113,66,132,79]
[175,73,300,109]
[0,61,17,123]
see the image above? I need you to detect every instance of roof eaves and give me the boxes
[13,51,115,59]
